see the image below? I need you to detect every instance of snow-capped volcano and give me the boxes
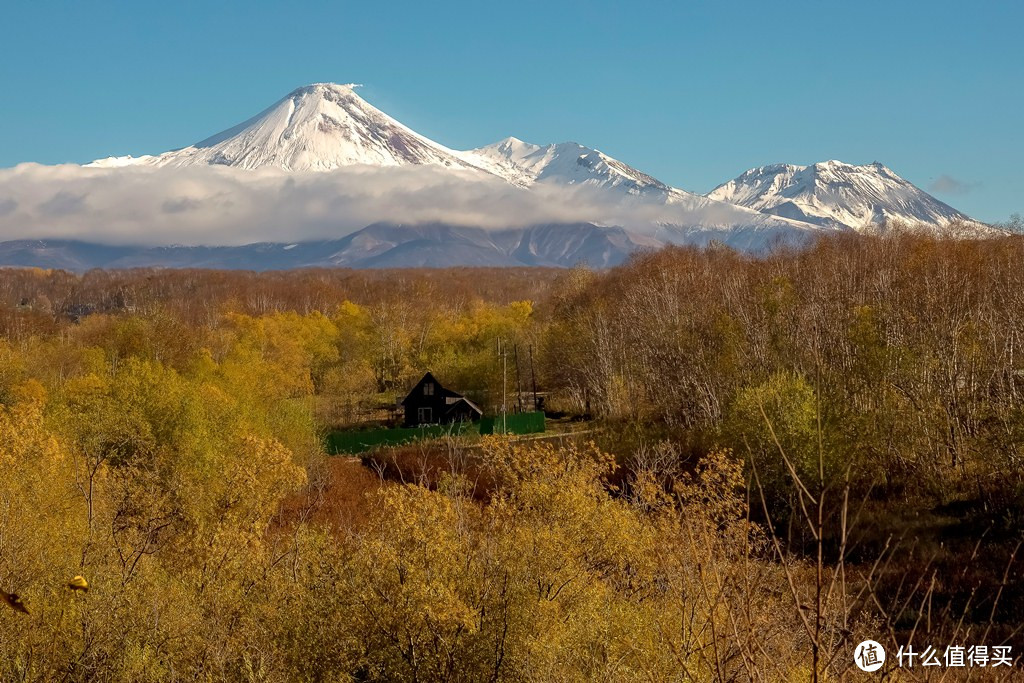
[707,160,981,232]
[65,82,987,270]
[88,83,821,241]
[471,137,678,197]
[90,83,493,173]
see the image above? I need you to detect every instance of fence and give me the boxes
[479,411,546,435]
[325,411,546,454]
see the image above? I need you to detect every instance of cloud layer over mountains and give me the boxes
[0,162,693,246]
[0,83,984,259]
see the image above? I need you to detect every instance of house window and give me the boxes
[423,382,434,396]
[417,407,433,423]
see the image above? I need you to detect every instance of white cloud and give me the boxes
[0,163,701,246]
[928,174,979,196]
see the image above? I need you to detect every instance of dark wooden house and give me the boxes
[400,372,483,427]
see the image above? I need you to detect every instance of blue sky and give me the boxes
[1,0,1021,222]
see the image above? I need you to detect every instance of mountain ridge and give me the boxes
[707,160,984,232]
[0,222,668,271]
[60,82,989,269]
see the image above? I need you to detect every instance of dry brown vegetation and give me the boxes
[1,234,1023,680]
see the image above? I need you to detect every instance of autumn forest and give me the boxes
[1,233,1023,681]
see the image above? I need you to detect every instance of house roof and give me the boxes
[400,372,466,406]
[443,396,483,418]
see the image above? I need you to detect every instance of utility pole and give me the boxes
[497,337,508,433]
[529,345,539,412]
[514,344,524,413]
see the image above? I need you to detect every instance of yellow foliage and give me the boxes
[0,295,865,681]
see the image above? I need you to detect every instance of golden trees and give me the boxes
[323,439,825,682]
[0,393,88,678]
[5,238,1024,678]
[0,314,314,681]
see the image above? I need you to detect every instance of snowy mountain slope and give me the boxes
[468,137,825,234]
[89,83,496,173]
[707,161,984,232]
[470,137,678,197]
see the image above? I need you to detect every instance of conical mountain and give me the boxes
[90,83,490,172]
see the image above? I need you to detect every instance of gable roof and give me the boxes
[400,372,465,406]
[443,396,483,418]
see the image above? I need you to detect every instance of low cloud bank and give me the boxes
[0,163,713,246]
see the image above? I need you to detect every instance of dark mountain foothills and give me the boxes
[0,222,659,271]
